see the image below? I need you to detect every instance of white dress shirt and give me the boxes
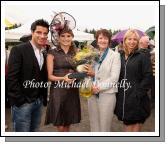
[30,41,44,70]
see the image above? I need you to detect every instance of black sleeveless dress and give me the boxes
[45,47,81,126]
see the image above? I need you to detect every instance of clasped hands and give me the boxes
[92,85,100,95]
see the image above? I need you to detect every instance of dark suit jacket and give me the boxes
[7,41,48,107]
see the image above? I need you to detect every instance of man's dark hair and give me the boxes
[31,19,49,32]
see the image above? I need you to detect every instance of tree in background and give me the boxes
[84,28,121,38]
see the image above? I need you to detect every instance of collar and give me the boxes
[120,49,140,57]
[54,46,62,52]
[30,41,45,52]
[54,45,75,55]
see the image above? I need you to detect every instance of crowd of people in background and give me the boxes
[5,17,155,132]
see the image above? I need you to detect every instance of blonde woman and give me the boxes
[114,29,153,132]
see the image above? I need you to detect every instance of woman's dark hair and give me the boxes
[95,29,112,46]
[58,27,74,37]
[58,27,76,54]
[31,19,49,32]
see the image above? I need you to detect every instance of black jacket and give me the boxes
[139,48,151,58]
[7,42,48,107]
[114,50,153,122]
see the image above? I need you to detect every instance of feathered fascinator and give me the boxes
[50,12,76,46]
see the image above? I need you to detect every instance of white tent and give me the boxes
[5,21,94,42]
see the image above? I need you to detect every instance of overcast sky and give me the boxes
[4,1,158,32]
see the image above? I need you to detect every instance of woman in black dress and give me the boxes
[114,29,153,132]
[45,27,81,132]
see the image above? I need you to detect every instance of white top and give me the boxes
[94,48,121,94]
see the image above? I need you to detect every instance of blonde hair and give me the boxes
[123,29,140,56]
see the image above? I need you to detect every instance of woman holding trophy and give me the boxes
[45,12,81,132]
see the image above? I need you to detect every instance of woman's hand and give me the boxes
[63,73,76,83]
[92,85,100,94]
[83,64,95,77]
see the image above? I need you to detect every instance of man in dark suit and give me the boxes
[7,19,49,132]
